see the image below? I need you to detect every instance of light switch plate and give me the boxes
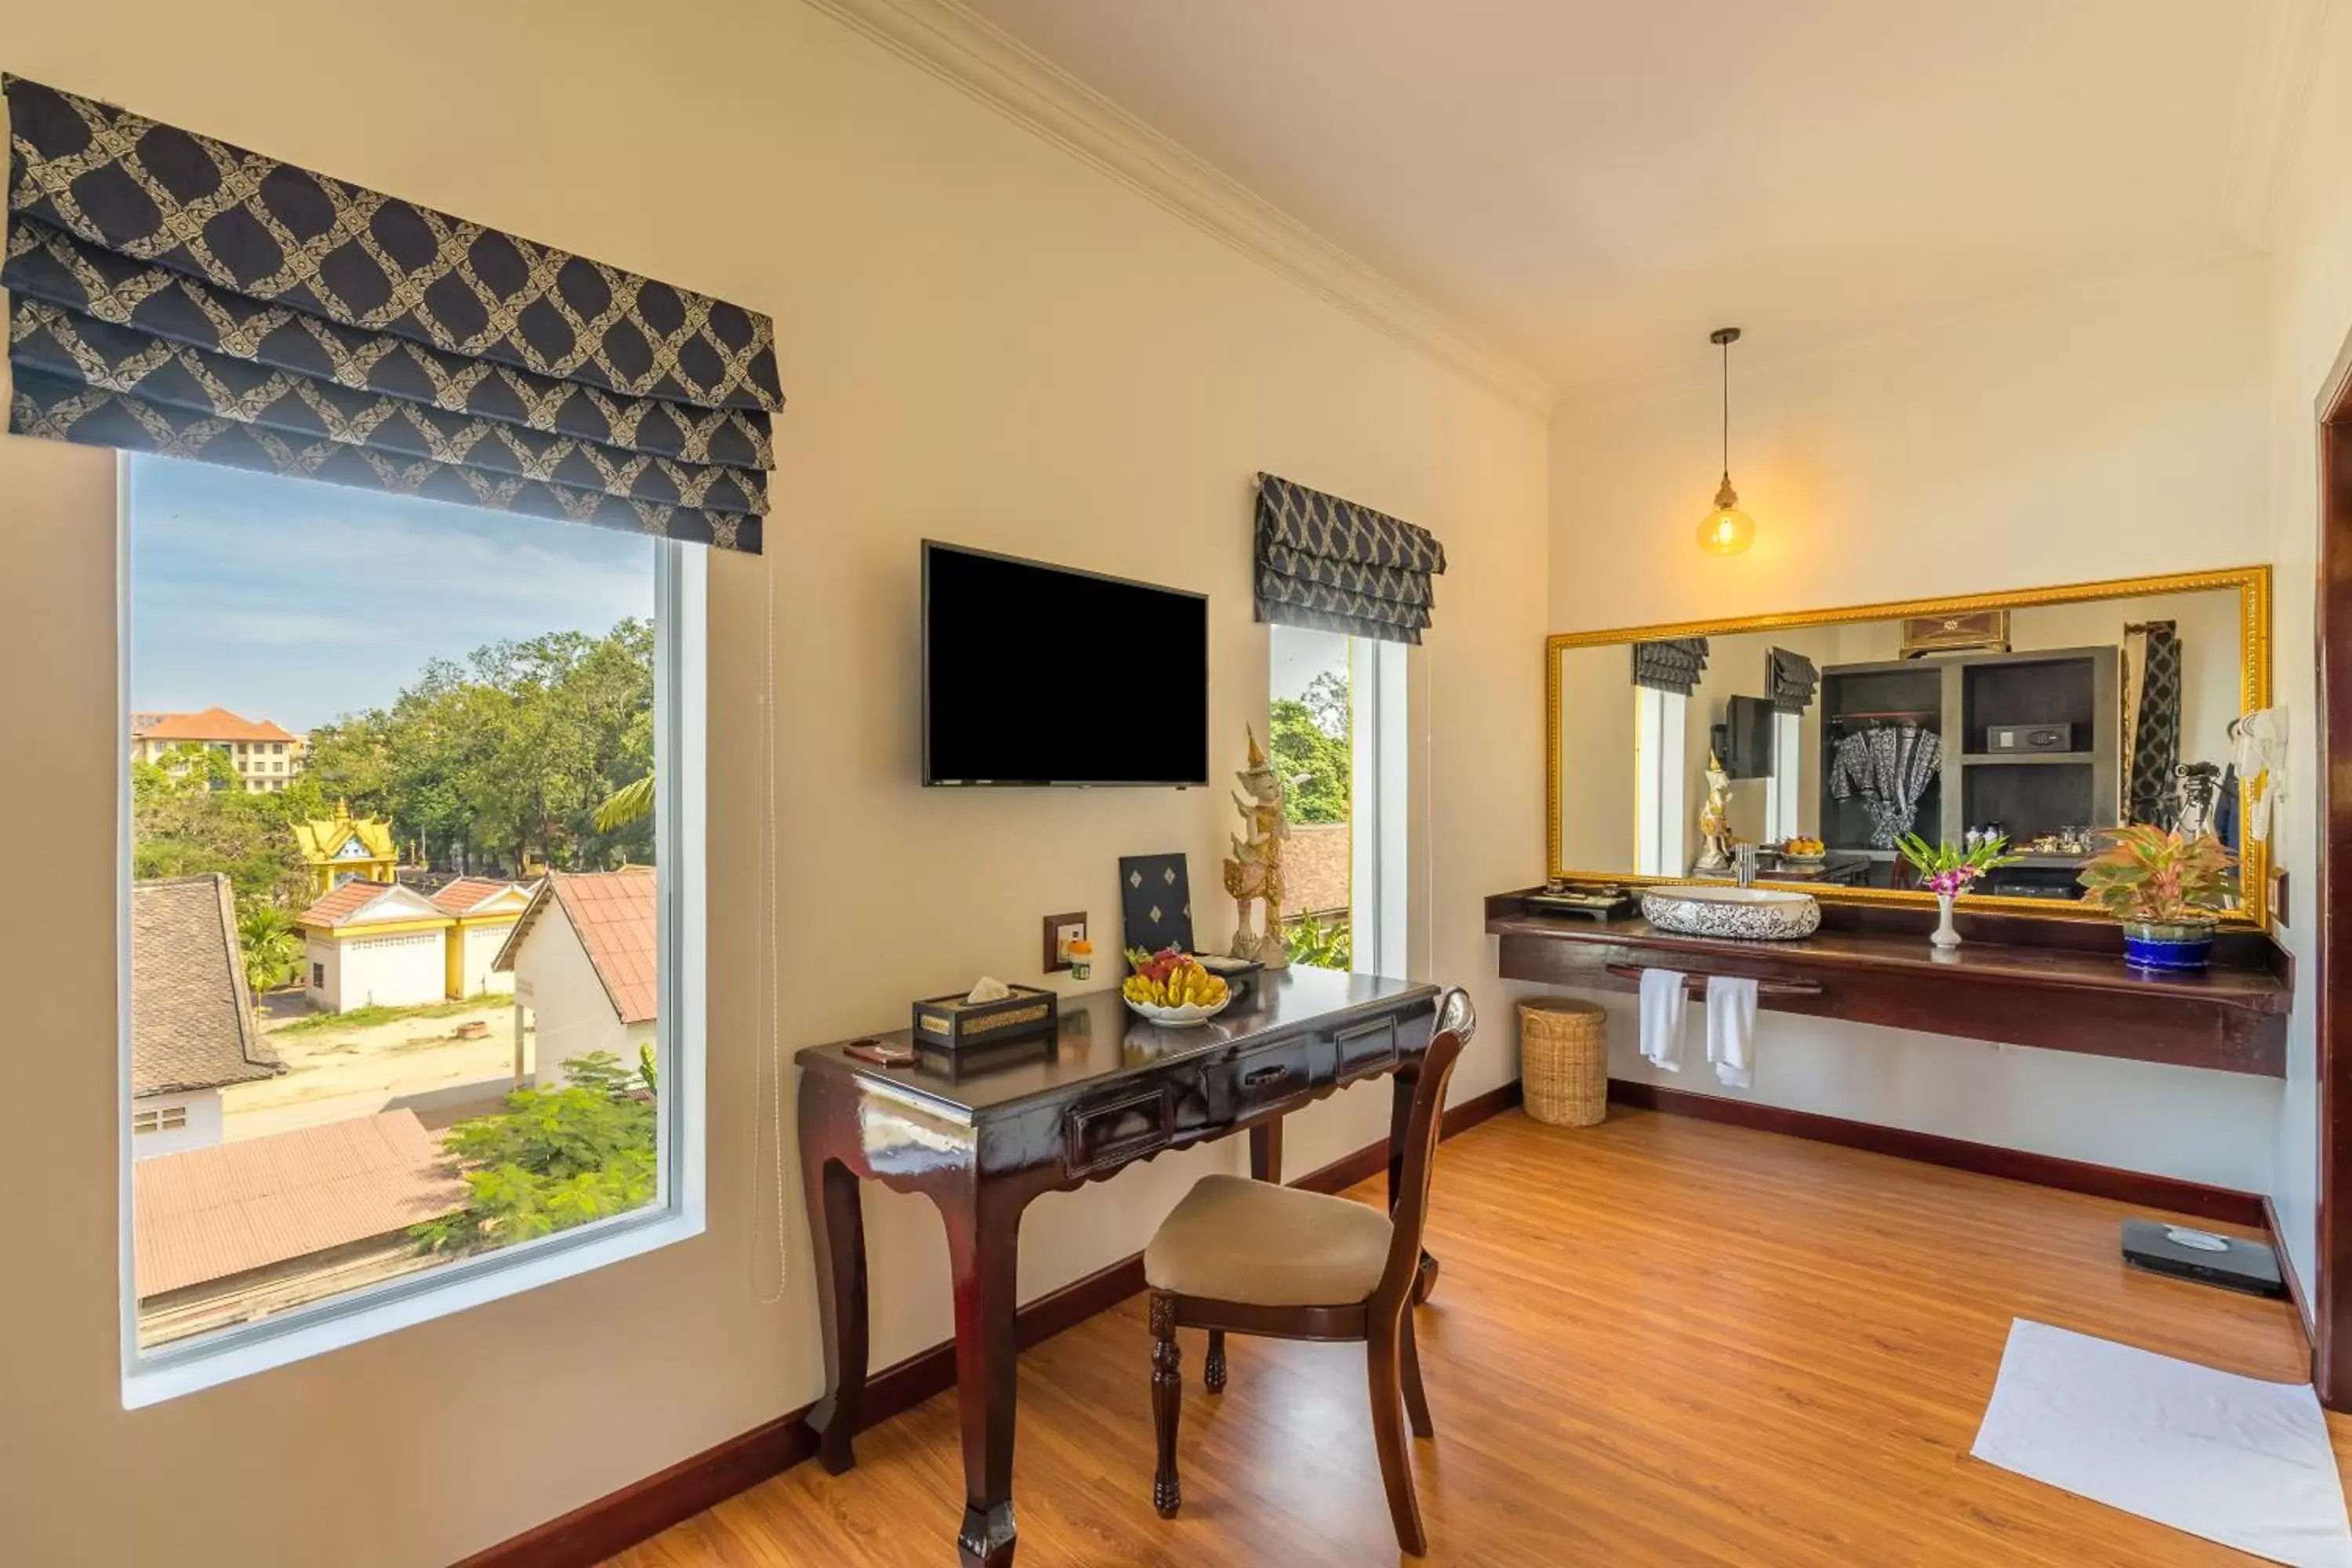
[1042,911,1087,972]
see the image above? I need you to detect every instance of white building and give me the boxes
[495,868,657,1089]
[129,874,285,1160]
[296,881,453,1013]
[430,877,534,998]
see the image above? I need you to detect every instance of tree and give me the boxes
[1269,671,1352,827]
[409,1051,658,1255]
[133,761,312,908]
[237,902,305,1011]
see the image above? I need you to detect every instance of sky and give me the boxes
[129,456,656,732]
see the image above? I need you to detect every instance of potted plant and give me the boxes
[2077,826,2236,971]
[1895,833,2021,951]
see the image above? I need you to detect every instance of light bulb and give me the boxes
[1695,475,1755,556]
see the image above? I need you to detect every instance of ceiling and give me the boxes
[955,0,2281,400]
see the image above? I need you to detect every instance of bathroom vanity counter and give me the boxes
[1485,889,2290,1077]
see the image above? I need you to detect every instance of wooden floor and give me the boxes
[615,1109,2344,1566]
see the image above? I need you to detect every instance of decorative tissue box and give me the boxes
[912,984,1061,1053]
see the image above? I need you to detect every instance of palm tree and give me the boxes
[593,774,654,833]
[237,903,305,1020]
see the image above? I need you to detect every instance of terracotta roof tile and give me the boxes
[295,880,448,930]
[430,877,523,915]
[130,875,283,1097]
[132,1111,469,1298]
[498,869,658,1025]
[137,706,301,745]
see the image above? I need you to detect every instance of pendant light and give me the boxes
[1696,326,1756,557]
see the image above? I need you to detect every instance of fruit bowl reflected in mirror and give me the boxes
[1122,945,1232,1026]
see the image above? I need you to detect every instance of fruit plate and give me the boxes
[1123,996,1232,1028]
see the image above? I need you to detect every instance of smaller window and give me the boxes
[133,1106,188,1134]
[310,962,325,988]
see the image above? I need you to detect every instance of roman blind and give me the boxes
[1768,647,1819,713]
[1632,637,1709,695]
[1253,472,1446,644]
[4,76,782,552]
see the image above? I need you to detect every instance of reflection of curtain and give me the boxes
[1768,648,1819,713]
[2120,625,2146,818]
[1632,637,1710,695]
[2126,622,2181,828]
[1828,724,1943,848]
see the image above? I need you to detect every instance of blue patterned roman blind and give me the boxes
[1253,473,1446,645]
[4,77,782,552]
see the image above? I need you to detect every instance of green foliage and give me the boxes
[410,1051,658,1254]
[1270,670,1351,827]
[1283,911,1352,971]
[236,902,304,1002]
[2078,826,2236,924]
[303,619,655,877]
[269,996,489,1035]
[133,761,313,908]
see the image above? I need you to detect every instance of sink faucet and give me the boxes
[1734,844,1758,888]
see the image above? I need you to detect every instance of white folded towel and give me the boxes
[1706,976,1759,1089]
[1638,967,1687,1071]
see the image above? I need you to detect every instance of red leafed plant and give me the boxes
[2077,826,2235,924]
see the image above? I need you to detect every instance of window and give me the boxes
[122,456,706,1404]
[132,1105,188,1134]
[1635,687,1689,877]
[1765,709,1804,844]
[1267,624,1408,975]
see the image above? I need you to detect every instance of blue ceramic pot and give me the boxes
[2122,920,2217,971]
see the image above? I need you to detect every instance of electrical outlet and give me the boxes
[1042,912,1087,972]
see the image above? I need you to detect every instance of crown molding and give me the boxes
[797,0,1558,416]
[2227,0,2336,245]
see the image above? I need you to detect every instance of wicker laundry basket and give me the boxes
[1519,996,1609,1127]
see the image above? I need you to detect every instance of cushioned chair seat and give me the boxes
[1143,1174,1393,1306]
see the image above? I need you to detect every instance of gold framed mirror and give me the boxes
[1545,567,2272,928]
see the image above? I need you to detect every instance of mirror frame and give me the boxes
[1544,566,2274,929]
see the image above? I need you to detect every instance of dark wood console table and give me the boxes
[1486,888,2290,1076]
[796,967,1442,1567]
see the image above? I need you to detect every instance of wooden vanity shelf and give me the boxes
[1486,889,2291,1078]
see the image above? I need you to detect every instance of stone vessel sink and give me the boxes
[1641,886,1821,942]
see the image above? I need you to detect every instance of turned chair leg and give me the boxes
[1367,1314,1428,1555]
[1400,1308,1433,1439]
[1150,1294,1183,1518]
[1204,1329,1228,1393]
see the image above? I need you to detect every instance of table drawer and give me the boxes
[1334,1014,1399,1082]
[1064,1084,1174,1178]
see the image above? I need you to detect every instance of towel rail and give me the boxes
[1602,963,1824,1000]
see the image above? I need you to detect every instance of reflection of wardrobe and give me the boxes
[1817,646,2119,895]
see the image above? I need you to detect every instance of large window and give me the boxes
[1268,624,1407,975]
[122,456,704,1403]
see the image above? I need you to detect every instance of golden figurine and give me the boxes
[1222,724,1290,969]
[1693,749,1738,874]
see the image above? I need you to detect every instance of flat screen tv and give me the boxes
[923,542,1209,786]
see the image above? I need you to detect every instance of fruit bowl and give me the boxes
[1121,945,1232,1027]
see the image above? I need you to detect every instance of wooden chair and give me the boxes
[1142,988,1475,1555]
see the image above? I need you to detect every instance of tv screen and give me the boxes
[924,542,1209,786]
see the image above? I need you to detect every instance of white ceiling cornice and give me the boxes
[798,0,1559,416]
[2227,0,2336,245]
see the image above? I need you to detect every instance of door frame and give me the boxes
[2314,320,2352,1406]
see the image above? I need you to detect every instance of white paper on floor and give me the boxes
[1971,1319,2352,1568]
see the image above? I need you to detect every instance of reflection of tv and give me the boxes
[922,541,1209,787]
[1712,695,1777,779]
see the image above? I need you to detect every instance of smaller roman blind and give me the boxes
[1632,637,1710,695]
[1768,648,1819,713]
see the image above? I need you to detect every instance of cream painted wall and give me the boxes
[2259,3,2352,1306]
[0,4,1548,1565]
[1550,251,2281,1194]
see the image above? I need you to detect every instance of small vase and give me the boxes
[1931,892,1962,951]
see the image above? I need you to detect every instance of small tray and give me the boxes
[912,984,1060,1053]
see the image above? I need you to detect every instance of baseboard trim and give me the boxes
[457,1078,1525,1566]
[1607,1079,2270,1228]
[2266,1195,2315,1358]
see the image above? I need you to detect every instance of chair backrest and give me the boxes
[1374,987,1475,1309]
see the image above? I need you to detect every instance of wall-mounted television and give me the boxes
[923,541,1209,786]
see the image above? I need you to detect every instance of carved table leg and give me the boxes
[800,1141,869,1475]
[939,1180,1024,1567]
[1249,1116,1283,1185]
[1389,1069,1441,1305]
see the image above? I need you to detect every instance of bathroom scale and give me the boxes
[2119,1218,2285,1299]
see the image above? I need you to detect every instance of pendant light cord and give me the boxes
[1720,336,1730,477]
